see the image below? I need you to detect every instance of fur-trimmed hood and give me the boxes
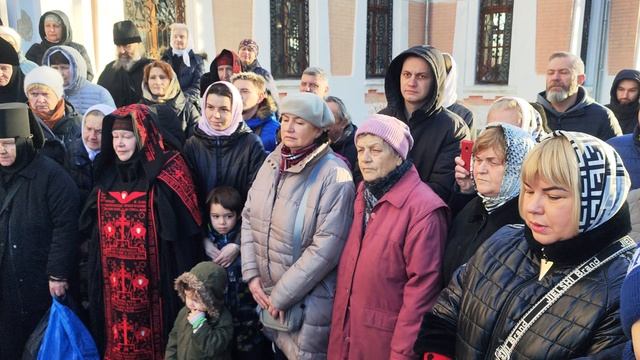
[175,261,227,318]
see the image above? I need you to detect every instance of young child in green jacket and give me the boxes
[165,261,233,360]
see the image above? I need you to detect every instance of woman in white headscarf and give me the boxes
[160,23,205,109]
[442,52,475,130]
[182,81,266,206]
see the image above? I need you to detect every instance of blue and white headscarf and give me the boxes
[546,131,631,232]
[476,123,536,213]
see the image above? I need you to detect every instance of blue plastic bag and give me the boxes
[37,297,99,360]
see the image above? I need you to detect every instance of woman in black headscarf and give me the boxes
[0,37,27,104]
[0,102,79,358]
[81,104,202,359]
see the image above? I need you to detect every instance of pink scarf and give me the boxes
[197,81,243,136]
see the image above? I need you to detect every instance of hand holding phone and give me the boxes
[460,139,474,172]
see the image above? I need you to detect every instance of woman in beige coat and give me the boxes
[241,92,355,359]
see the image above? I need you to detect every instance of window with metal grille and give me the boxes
[476,0,513,84]
[124,0,185,59]
[366,0,393,78]
[271,0,309,79]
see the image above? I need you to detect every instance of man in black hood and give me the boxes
[25,10,94,81]
[379,45,469,202]
[606,69,640,134]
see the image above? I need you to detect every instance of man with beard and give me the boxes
[606,69,640,134]
[97,20,152,107]
[536,51,621,140]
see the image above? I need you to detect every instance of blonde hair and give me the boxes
[519,136,580,227]
[488,98,523,125]
[230,71,266,92]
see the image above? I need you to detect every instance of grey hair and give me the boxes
[325,96,352,124]
[549,51,585,75]
[43,14,62,25]
[170,23,189,36]
[302,66,327,81]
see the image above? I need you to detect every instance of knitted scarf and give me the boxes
[279,142,319,171]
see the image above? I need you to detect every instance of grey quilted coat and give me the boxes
[241,143,355,359]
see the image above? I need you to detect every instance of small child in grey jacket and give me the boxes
[165,261,233,360]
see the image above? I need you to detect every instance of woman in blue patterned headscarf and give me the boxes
[442,123,535,285]
[415,131,634,359]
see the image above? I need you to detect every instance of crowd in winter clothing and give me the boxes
[2,9,640,360]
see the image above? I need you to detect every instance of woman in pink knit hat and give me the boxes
[328,113,450,360]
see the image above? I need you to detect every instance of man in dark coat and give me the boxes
[606,69,640,134]
[0,102,79,358]
[536,51,621,140]
[25,10,94,81]
[97,20,152,107]
[379,45,470,202]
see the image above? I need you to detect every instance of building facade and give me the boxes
[2,0,640,127]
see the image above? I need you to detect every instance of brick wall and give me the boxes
[427,1,456,54]
[408,1,427,47]
[535,0,574,74]
[212,0,253,55]
[329,0,356,76]
[608,0,640,74]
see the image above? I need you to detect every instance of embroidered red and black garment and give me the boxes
[98,189,163,360]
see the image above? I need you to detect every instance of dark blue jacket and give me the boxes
[607,126,640,190]
[245,113,280,152]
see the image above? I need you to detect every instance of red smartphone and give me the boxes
[460,139,474,172]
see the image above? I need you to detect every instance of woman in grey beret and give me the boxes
[241,92,355,359]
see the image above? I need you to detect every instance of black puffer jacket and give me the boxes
[415,210,633,359]
[182,122,266,204]
[605,69,640,134]
[537,87,621,141]
[379,45,470,201]
[441,196,522,286]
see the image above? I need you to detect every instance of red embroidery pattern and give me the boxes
[98,189,164,360]
[157,153,202,226]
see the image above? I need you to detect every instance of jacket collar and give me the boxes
[267,142,331,174]
[357,165,423,210]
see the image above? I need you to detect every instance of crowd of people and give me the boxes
[0,10,640,360]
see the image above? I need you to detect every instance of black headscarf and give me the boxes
[0,104,42,181]
[95,104,179,188]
